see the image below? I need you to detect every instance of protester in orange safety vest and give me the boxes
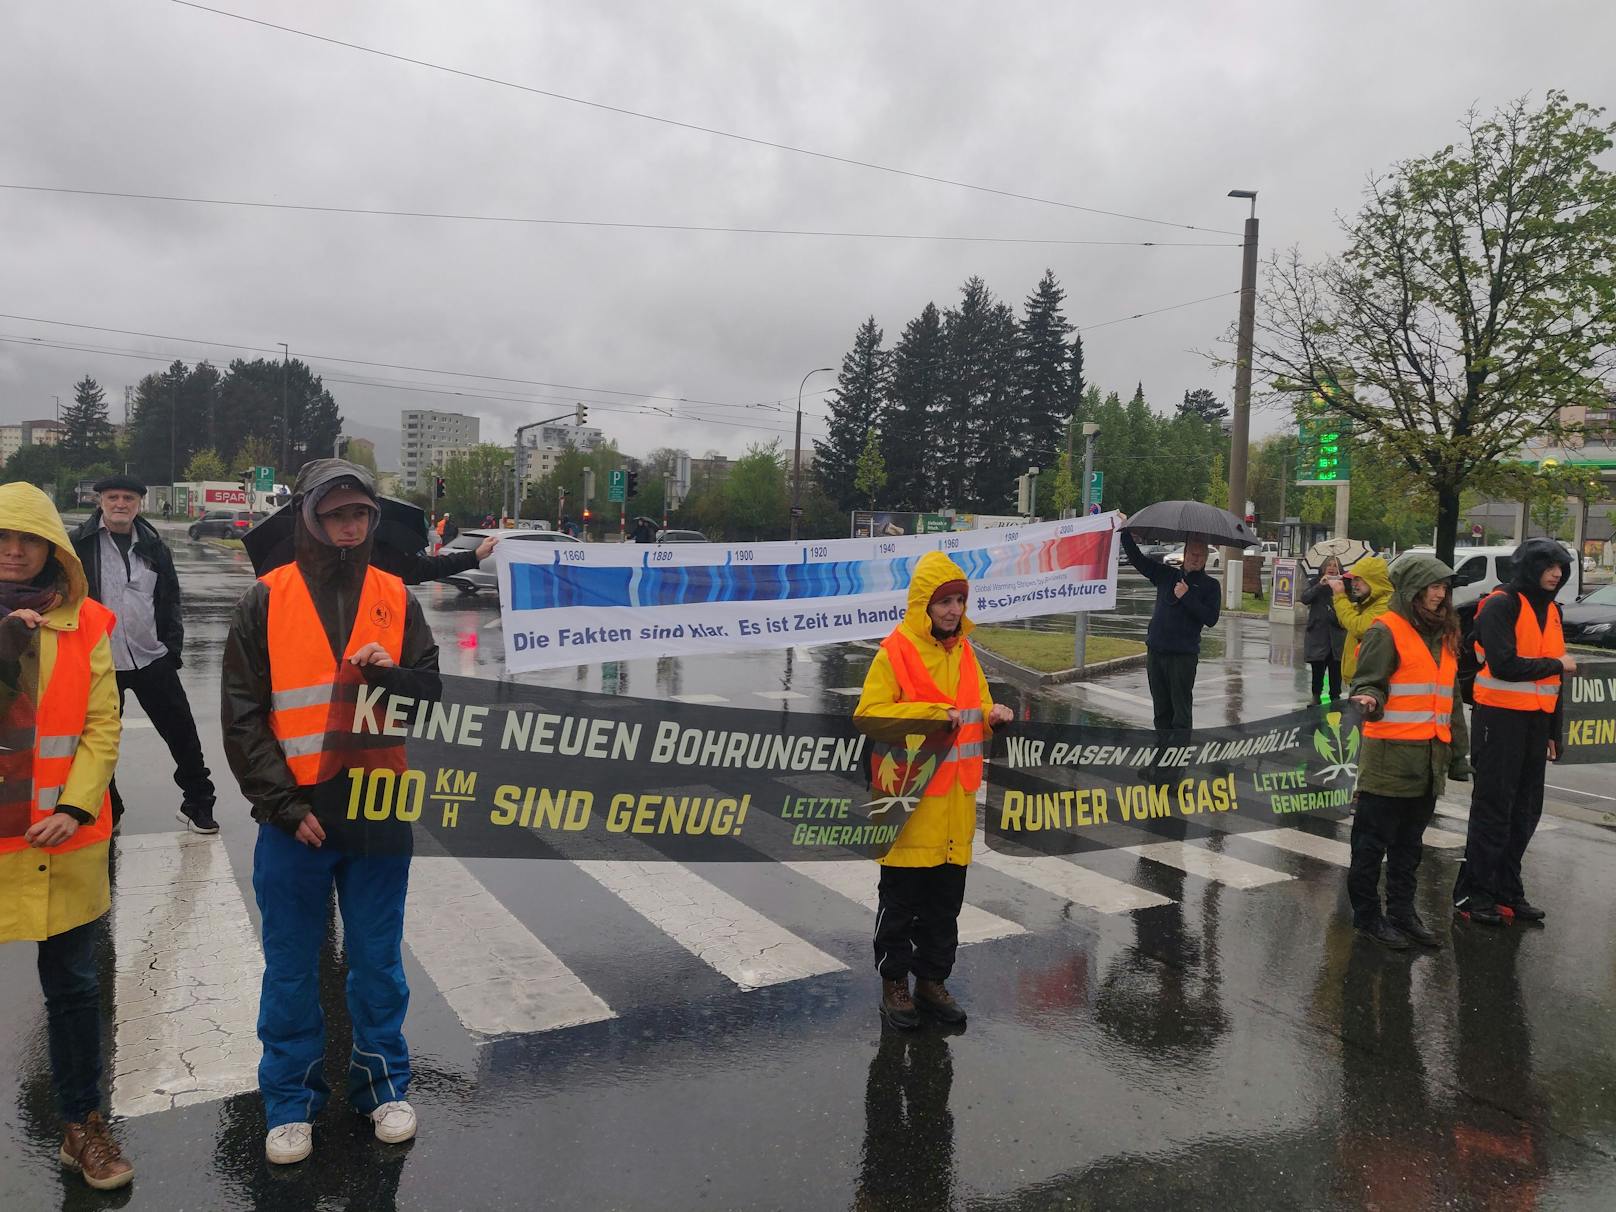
[0,482,134,1190]
[1346,553,1470,950]
[222,459,440,1167]
[1452,537,1574,927]
[854,551,1013,1029]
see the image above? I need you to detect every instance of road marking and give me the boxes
[824,687,866,696]
[1547,782,1616,802]
[406,857,614,1037]
[1072,682,1155,708]
[783,860,1025,944]
[1423,828,1467,850]
[669,693,729,704]
[1237,827,1350,867]
[571,860,847,990]
[752,690,807,701]
[972,835,1173,913]
[1121,840,1294,889]
[110,833,263,1118]
[1435,803,1560,832]
[482,617,503,630]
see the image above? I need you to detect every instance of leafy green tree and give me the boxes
[816,316,887,511]
[183,448,229,482]
[1017,269,1077,474]
[853,427,887,509]
[1252,92,1616,566]
[883,302,945,510]
[213,358,343,479]
[59,375,116,464]
[3,444,61,494]
[722,442,790,540]
[232,434,277,479]
[441,443,513,520]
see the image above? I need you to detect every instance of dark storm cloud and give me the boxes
[2,0,1611,464]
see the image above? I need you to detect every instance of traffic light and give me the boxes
[627,470,640,497]
[575,402,588,426]
[434,475,446,499]
[582,507,591,524]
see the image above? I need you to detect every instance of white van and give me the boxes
[1401,543,1580,608]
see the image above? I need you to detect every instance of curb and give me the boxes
[974,643,1149,688]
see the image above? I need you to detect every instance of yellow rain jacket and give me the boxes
[855,551,995,868]
[1334,555,1392,685]
[0,483,121,943]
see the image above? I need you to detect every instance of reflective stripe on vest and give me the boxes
[873,628,985,795]
[1361,612,1458,742]
[1473,589,1563,713]
[263,563,408,786]
[0,597,117,857]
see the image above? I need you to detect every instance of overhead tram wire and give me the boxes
[168,1,1238,237]
[0,334,828,441]
[0,312,826,414]
[1074,290,1241,332]
[0,186,1238,249]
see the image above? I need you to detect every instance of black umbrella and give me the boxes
[1123,499,1259,548]
[242,497,432,576]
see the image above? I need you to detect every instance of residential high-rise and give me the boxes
[401,410,480,491]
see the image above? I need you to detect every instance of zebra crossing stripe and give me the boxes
[571,860,847,990]
[1435,802,1560,832]
[110,833,263,1118]
[1235,827,1351,867]
[971,835,1174,913]
[1121,840,1295,889]
[783,860,1026,944]
[406,857,614,1037]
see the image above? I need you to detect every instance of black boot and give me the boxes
[1454,900,1508,927]
[913,979,967,1025]
[1388,912,1443,948]
[1503,900,1546,923]
[1355,919,1410,949]
[879,978,919,1030]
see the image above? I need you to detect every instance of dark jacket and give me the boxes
[1120,530,1220,655]
[69,510,184,665]
[1472,537,1570,741]
[372,545,480,585]
[1299,573,1347,663]
[221,460,441,836]
[1350,553,1471,798]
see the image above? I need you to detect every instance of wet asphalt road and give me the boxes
[2,538,1615,1210]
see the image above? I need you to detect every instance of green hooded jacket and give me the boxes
[1349,552,1471,799]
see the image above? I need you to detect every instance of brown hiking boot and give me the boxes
[914,979,967,1025]
[60,1111,134,1190]
[880,977,920,1030]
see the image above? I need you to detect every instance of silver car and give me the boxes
[442,528,583,595]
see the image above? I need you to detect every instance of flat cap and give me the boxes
[93,473,147,496]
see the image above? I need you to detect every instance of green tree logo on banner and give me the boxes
[1313,711,1360,783]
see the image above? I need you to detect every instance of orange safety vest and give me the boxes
[0,599,117,857]
[1472,589,1563,713]
[263,562,408,785]
[1362,612,1458,742]
[872,628,986,795]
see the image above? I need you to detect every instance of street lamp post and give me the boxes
[278,342,290,477]
[1073,422,1101,671]
[1225,189,1260,610]
[790,367,834,541]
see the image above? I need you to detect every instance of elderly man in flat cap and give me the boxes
[70,474,218,834]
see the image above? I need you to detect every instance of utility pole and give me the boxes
[1073,423,1099,671]
[790,367,833,541]
[1225,190,1260,610]
[278,342,290,477]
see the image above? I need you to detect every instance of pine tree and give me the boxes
[59,375,115,465]
[1179,387,1229,424]
[883,303,946,510]
[1017,270,1076,475]
[941,277,1018,511]
[814,317,887,511]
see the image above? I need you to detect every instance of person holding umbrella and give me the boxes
[1299,555,1349,704]
[1118,501,1246,735]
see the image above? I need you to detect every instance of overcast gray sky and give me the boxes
[4,0,1613,469]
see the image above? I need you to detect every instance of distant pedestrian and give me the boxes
[632,517,656,544]
[855,551,1012,1030]
[0,482,134,1190]
[221,459,440,1165]
[1346,553,1469,949]
[436,513,458,543]
[70,474,217,834]
[1300,556,1348,703]
[161,500,171,522]
[1335,556,1392,685]
[1452,538,1574,927]
[1119,523,1220,734]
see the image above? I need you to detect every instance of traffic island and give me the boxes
[972,625,1147,687]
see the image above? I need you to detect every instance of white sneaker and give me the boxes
[265,1122,313,1165]
[370,1101,417,1144]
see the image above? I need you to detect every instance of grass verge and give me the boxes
[972,626,1145,674]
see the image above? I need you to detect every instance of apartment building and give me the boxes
[401,410,480,491]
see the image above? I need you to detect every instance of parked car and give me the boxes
[656,529,708,544]
[188,510,265,540]
[442,528,583,595]
[1558,582,1616,648]
[1162,546,1225,572]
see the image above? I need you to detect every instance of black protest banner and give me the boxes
[1558,672,1616,763]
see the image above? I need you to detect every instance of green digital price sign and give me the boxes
[1296,379,1351,486]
